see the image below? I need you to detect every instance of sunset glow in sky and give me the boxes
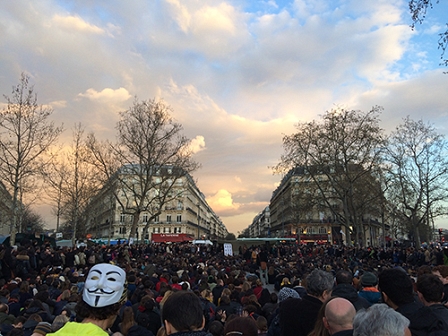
[1,1,448,234]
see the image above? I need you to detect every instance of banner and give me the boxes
[224,243,233,256]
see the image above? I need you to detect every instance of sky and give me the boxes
[1,0,448,235]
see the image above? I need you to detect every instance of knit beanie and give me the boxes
[278,287,300,303]
[33,322,52,336]
[361,272,378,287]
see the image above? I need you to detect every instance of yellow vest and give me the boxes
[47,322,109,336]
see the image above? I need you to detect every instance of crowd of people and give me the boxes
[0,239,446,336]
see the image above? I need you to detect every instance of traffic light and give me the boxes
[439,228,443,235]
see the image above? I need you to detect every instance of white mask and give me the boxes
[83,263,126,307]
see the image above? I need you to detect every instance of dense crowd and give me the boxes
[0,239,446,336]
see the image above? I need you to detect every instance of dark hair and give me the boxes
[378,268,415,305]
[75,299,122,320]
[208,320,224,336]
[335,270,353,285]
[269,292,278,303]
[417,274,444,303]
[162,291,204,331]
[224,317,257,336]
[220,295,230,305]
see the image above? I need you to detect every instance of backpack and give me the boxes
[74,254,80,265]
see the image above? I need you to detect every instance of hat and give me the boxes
[83,263,127,308]
[33,322,52,335]
[278,287,300,303]
[361,272,377,287]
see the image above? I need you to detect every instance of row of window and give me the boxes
[120,214,182,223]
[118,227,183,234]
[300,227,330,234]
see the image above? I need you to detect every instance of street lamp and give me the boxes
[197,202,200,239]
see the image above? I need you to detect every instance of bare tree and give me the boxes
[43,124,99,242]
[409,0,448,67]
[19,206,46,234]
[275,107,387,246]
[385,117,448,244]
[86,98,199,240]
[0,74,63,245]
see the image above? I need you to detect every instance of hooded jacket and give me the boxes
[332,284,371,311]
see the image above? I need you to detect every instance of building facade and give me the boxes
[246,166,388,246]
[0,181,13,236]
[86,165,228,242]
[248,207,270,237]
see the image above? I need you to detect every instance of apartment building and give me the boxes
[86,164,228,242]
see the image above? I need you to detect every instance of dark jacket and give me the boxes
[409,304,448,336]
[127,324,154,336]
[332,284,371,311]
[279,295,322,336]
[396,300,423,320]
[135,309,162,336]
[0,312,14,325]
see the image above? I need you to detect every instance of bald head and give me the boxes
[324,298,356,334]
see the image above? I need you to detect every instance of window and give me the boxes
[120,214,126,223]
[154,216,159,223]
[142,214,148,223]
[164,227,171,233]
[119,227,126,234]
[177,201,183,210]
[167,215,172,223]
[176,215,182,223]
[174,227,182,233]
[319,227,327,234]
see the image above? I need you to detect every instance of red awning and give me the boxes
[151,233,194,243]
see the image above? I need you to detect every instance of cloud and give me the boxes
[49,100,67,108]
[78,87,131,103]
[189,135,206,154]
[51,14,104,35]
[1,0,448,235]
[207,189,240,213]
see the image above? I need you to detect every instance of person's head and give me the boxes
[0,302,8,313]
[201,289,213,302]
[83,263,127,308]
[432,265,448,285]
[353,304,410,336]
[51,315,69,332]
[256,316,268,332]
[162,291,204,334]
[360,272,377,288]
[323,297,356,335]
[224,317,258,336]
[416,273,444,305]
[306,269,334,301]
[75,263,127,327]
[208,320,224,336]
[335,270,353,285]
[269,292,278,304]
[32,321,52,336]
[378,268,415,309]
[278,287,300,303]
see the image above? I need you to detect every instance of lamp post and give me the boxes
[197,202,200,239]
